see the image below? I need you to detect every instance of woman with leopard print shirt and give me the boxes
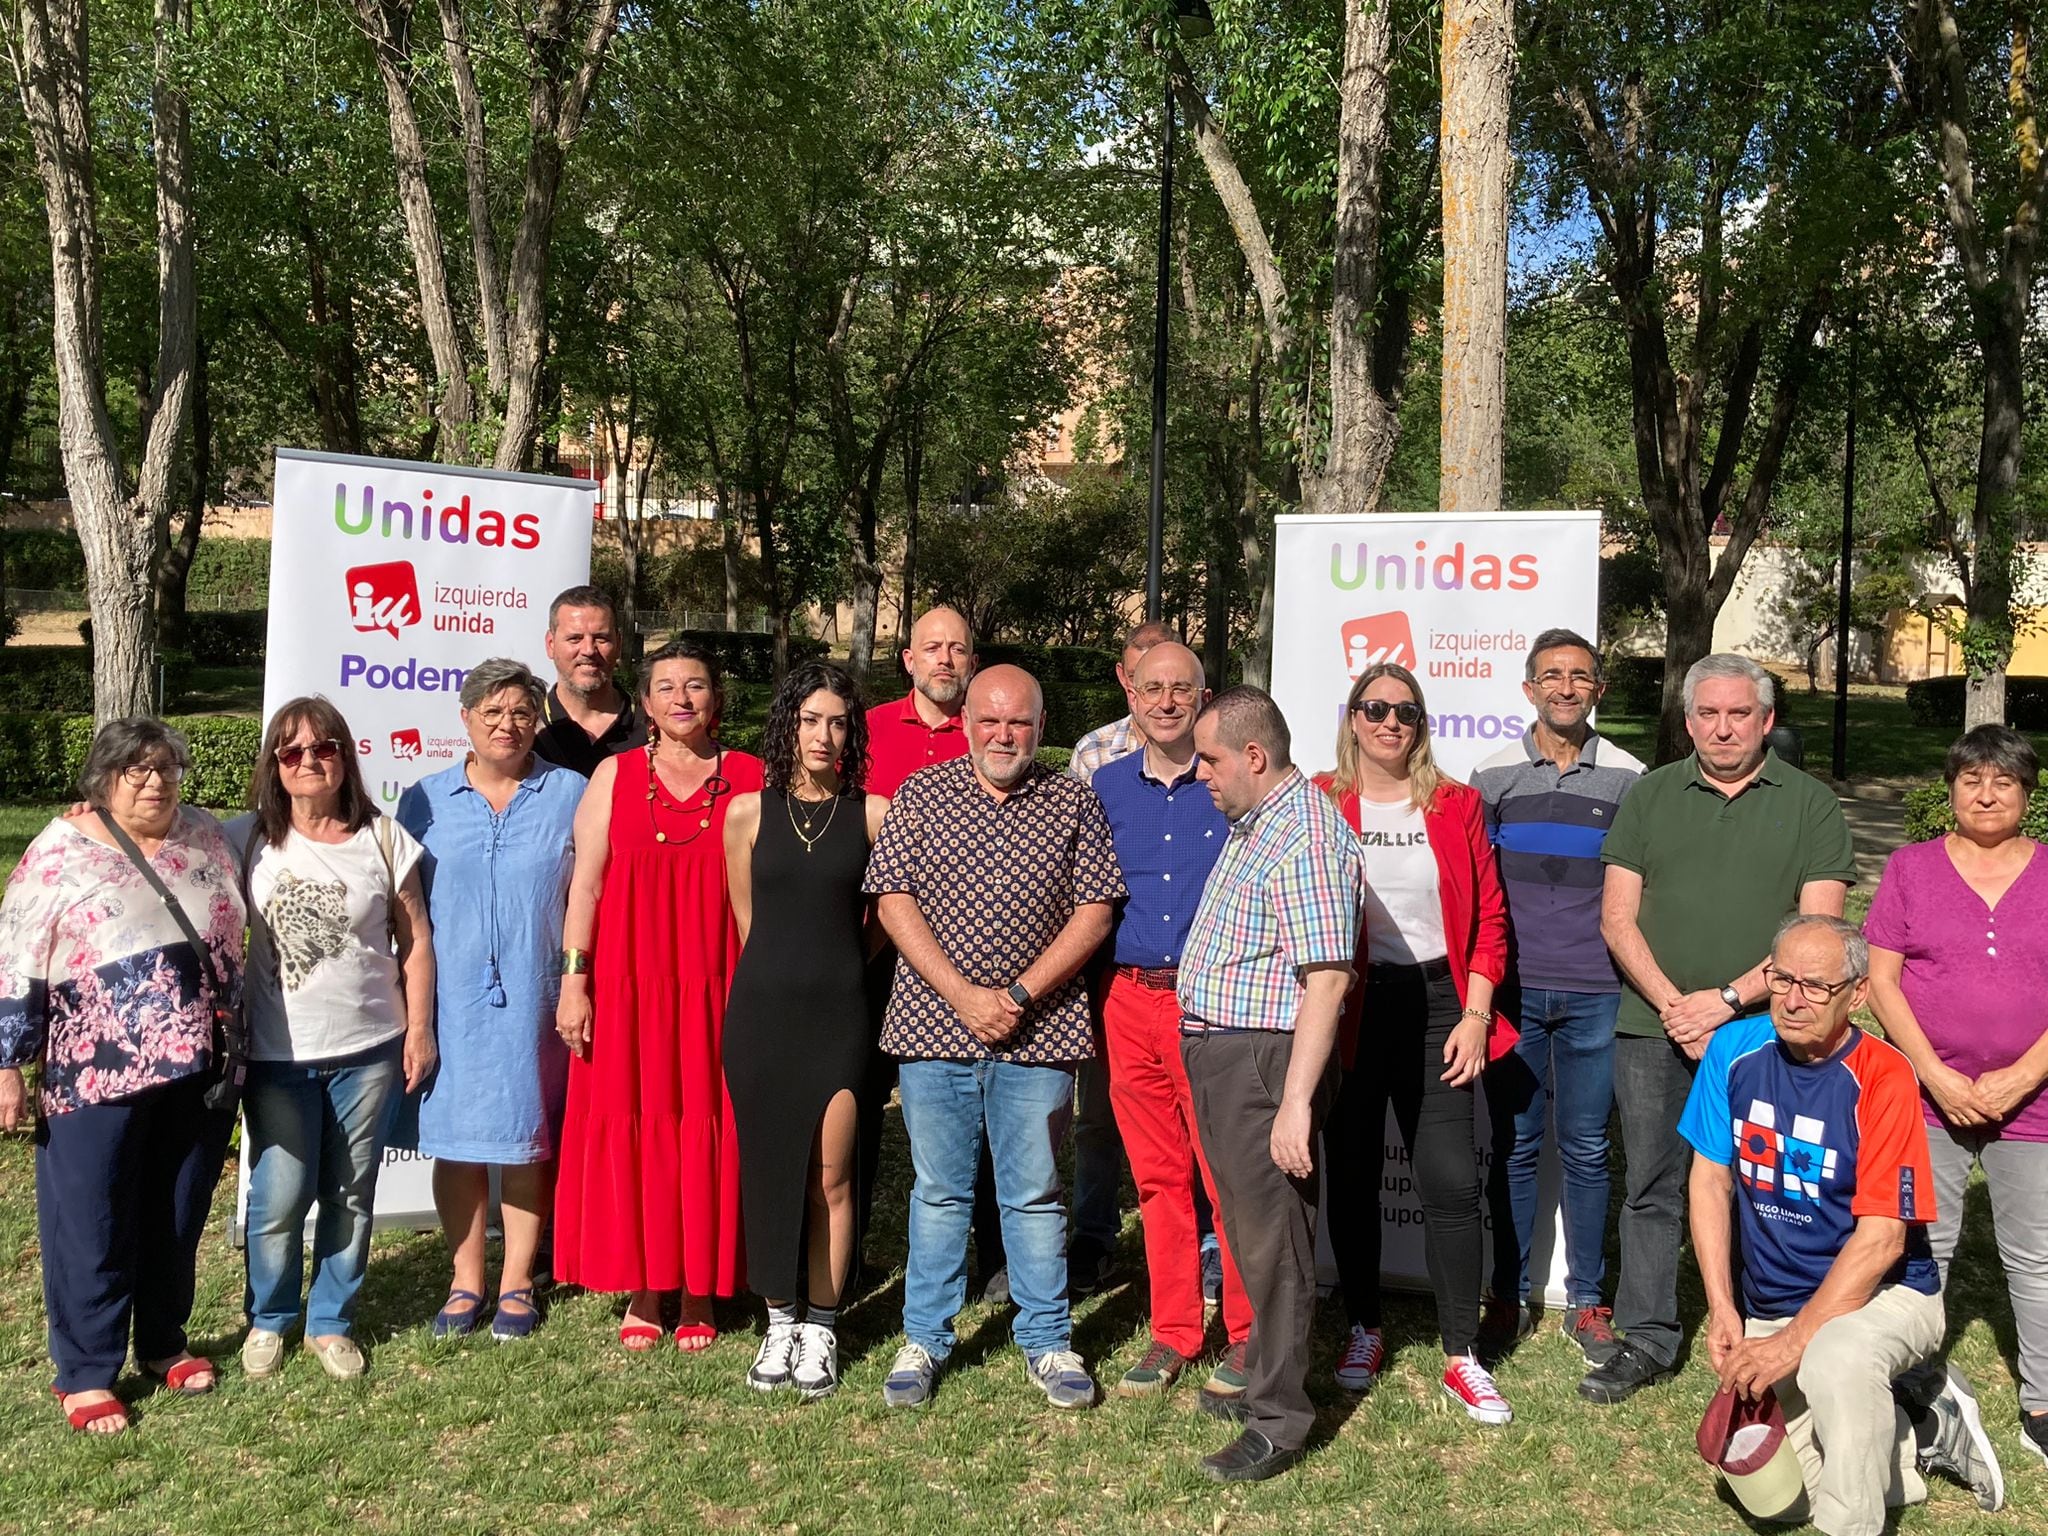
[228,695,436,1383]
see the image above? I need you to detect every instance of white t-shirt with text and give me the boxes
[1353,795,1448,966]
[228,814,424,1063]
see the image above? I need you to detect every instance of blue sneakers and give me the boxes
[1025,1349,1097,1410]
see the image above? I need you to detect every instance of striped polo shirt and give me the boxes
[1472,730,1645,993]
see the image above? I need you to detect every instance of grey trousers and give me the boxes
[1746,1284,1944,1536]
[1926,1125,2048,1415]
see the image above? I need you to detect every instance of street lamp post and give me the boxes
[1146,1,1213,625]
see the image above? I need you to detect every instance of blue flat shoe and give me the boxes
[492,1287,541,1342]
[433,1289,485,1338]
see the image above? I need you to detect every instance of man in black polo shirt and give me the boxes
[533,585,639,776]
[1580,653,1856,1406]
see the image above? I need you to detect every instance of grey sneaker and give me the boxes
[747,1322,798,1392]
[883,1342,937,1408]
[792,1323,839,1401]
[241,1327,285,1379]
[1025,1348,1097,1410]
[1920,1364,2006,1512]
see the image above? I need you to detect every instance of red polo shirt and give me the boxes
[865,691,967,796]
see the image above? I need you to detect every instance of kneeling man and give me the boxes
[1682,913,2002,1535]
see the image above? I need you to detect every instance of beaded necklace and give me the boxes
[645,740,729,846]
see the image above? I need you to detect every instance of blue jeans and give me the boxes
[898,1058,1074,1360]
[1484,988,1618,1308]
[244,1037,405,1337]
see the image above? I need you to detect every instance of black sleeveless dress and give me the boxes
[724,787,873,1301]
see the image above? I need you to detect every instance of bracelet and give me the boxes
[1460,1006,1490,1023]
[561,948,591,976]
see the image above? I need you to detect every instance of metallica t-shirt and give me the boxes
[1680,1014,1940,1318]
[1352,794,1447,966]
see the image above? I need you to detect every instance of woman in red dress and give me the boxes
[555,638,763,1349]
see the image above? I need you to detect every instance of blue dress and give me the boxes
[394,758,582,1163]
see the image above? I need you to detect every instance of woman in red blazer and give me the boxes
[1315,661,1515,1427]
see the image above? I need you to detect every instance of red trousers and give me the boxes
[1101,971,1250,1356]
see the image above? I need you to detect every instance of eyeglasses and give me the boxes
[1136,681,1198,703]
[475,707,539,729]
[1533,668,1600,691]
[120,762,184,787]
[1351,699,1423,727]
[276,739,344,769]
[1763,966,1856,1005]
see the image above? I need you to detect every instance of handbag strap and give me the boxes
[374,814,399,946]
[98,809,229,1009]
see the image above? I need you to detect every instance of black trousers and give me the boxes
[1183,1028,1335,1451]
[35,1072,234,1392]
[1324,961,1483,1356]
[856,953,1005,1277]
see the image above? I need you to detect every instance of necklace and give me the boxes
[786,789,840,853]
[646,741,729,845]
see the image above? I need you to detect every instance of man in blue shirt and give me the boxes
[1089,642,1250,1404]
[1682,914,2002,1533]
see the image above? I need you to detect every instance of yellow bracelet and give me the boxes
[561,948,591,975]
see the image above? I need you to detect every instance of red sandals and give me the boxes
[145,1356,215,1394]
[618,1321,663,1351]
[52,1387,128,1435]
[673,1322,717,1353]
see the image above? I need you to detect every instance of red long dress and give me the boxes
[555,743,763,1296]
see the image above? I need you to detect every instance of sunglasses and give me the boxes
[1351,699,1423,727]
[276,738,344,769]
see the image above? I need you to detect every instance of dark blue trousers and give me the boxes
[35,1072,233,1392]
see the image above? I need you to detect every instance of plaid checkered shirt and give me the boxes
[1069,714,1138,786]
[1177,768,1363,1032]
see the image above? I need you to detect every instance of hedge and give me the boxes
[1901,780,2048,843]
[1601,655,1665,715]
[976,643,1121,685]
[82,611,265,666]
[3,643,197,710]
[1,712,262,807]
[1041,683,1129,746]
[1903,675,2048,730]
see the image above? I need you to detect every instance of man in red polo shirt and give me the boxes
[858,606,1009,1293]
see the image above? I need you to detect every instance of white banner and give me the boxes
[1273,511,1604,1308]
[238,448,596,1237]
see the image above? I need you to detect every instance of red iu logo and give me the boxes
[345,561,421,638]
[1340,612,1418,677]
[390,728,423,762]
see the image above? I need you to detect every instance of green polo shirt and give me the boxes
[1600,750,1857,1038]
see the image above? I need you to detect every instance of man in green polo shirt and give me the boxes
[1578,654,1856,1406]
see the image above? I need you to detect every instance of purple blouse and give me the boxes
[1864,836,2048,1142]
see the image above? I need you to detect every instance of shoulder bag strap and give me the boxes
[98,810,228,1011]
[375,814,399,947]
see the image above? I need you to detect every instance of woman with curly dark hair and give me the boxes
[722,660,888,1399]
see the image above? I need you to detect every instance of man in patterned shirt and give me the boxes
[1178,686,1363,1481]
[864,664,1126,1413]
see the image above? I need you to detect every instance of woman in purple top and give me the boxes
[1866,724,2048,1466]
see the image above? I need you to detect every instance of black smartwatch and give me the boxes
[1718,983,1742,1013]
[1007,981,1032,1008]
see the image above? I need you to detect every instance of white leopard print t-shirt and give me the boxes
[227,814,424,1063]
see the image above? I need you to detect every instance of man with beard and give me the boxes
[1472,629,1644,1364]
[533,586,638,776]
[866,665,1124,1411]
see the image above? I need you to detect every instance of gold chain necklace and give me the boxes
[785,789,839,853]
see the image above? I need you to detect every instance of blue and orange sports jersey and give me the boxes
[1679,1014,1941,1319]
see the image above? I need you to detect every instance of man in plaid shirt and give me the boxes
[1178,686,1363,1482]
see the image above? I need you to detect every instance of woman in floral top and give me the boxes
[0,718,246,1435]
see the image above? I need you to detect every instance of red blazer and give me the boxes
[1315,774,1517,1070]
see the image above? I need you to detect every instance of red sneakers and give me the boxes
[1333,1324,1385,1392]
[1442,1353,1513,1425]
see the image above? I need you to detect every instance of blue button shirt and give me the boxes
[1090,747,1228,968]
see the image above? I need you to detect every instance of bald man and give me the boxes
[863,665,1126,1412]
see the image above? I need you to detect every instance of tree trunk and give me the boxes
[899,411,923,647]
[155,336,209,649]
[1963,312,2024,727]
[435,0,509,401]
[721,494,741,629]
[1438,0,1512,512]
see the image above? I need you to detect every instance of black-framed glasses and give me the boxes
[1351,699,1423,727]
[119,762,184,787]
[276,738,344,769]
[1763,966,1856,1005]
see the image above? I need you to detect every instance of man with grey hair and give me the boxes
[1581,653,1857,1405]
[1680,912,2003,1528]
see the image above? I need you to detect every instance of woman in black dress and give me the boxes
[723,661,888,1400]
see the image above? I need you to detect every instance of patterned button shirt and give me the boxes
[863,758,1126,1063]
[1177,768,1363,1032]
[1070,712,1139,786]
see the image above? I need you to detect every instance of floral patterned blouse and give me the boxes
[0,809,246,1116]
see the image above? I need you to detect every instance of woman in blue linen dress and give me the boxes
[395,659,580,1341]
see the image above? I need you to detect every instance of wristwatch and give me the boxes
[1007,981,1032,1008]
[1719,983,1742,1013]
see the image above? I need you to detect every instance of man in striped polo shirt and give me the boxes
[1472,628,1645,1364]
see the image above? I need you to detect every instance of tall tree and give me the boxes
[1438,0,1512,511]
[1522,0,1888,760]
[1900,0,2045,726]
[6,0,198,720]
